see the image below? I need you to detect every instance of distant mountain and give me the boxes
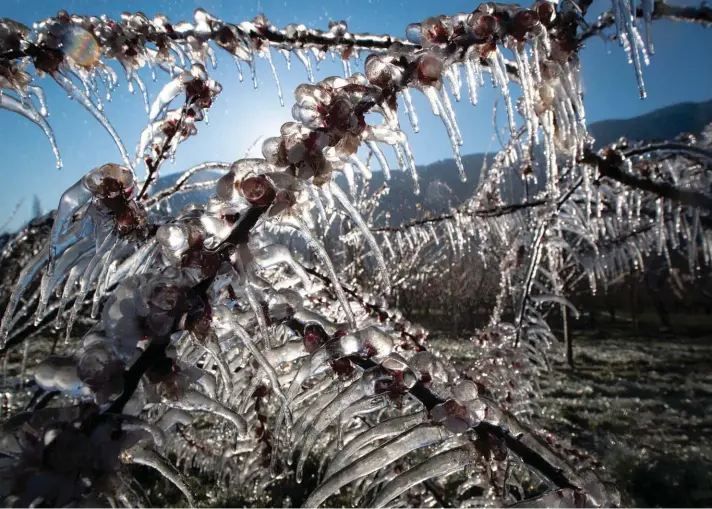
[153,98,712,226]
[588,98,712,148]
[360,98,712,225]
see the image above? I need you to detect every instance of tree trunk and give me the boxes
[646,277,671,329]
[562,305,574,369]
[630,277,639,337]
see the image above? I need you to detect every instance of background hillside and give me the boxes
[150,98,712,227]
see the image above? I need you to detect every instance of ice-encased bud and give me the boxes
[451,379,479,403]
[409,351,448,384]
[365,54,405,90]
[77,341,125,404]
[216,158,272,203]
[83,163,134,198]
[431,397,484,433]
[240,175,276,206]
[156,223,191,261]
[420,16,452,45]
[34,356,91,397]
[414,54,443,88]
[534,0,558,25]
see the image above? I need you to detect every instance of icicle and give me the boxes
[27,85,48,117]
[206,45,218,69]
[399,89,419,133]
[96,68,114,102]
[53,73,133,170]
[86,73,104,113]
[464,56,479,106]
[348,155,372,181]
[0,246,48,345]
[617,0,647,98]
[19,339,29,383]
[65,235,115,340]
[689,209,700,273]
[443,221,457,256]
[329,181,390,291]
[342,163,356,199]
[306,184,328,225]
[439,85,463,146]
[428,224,439,246]
[341,58,352,78]
[422,87,465,181]
[303,423,451,507]
[262,47,284,107]
[149,77,187,122]
[489,49,517,137]
[295,377,374,483]
[365,140,391,181]
[444,65,462,102]
[642,0,655,53]
[325,411,425,479]
[401,139,419,195]
[90,241,123,318]
[319,185,336,213]
[122,448,195,507]
[133,74,150,114]
[513,46,539,146]
[37,237,93,319]
[285,216,355,327]
[530,39,542,84]
[294,49,315,83]
[371,445,477,508]
[168,389,247,436]
[232,55,245,82]
[0,94,62,168]
[230,312,290,402]
[248,51,258,90]
[381,234,395,258]
[201,340,233,402]
[280,48,292,70]
[55,255,91,329]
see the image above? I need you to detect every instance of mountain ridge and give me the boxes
[152,97,712,226]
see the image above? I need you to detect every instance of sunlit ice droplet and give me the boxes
[61,25,101,67]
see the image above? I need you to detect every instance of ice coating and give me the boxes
[121,447,195,507]
[325,411,426,479]
[371,445,478,507]
[303,423,451,507]
[0,3,680,505]
[33,355,91,397]
[295,367,394,482]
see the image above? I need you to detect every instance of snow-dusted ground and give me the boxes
[434,321,712,507]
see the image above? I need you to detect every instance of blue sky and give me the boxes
[1,0,711,230]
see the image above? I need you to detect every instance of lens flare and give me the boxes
[61,25,101,67]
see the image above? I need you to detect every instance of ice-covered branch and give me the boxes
[583,148,712,213]
[579,0,712,42]
[371,199,549,233]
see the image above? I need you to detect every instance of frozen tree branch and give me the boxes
[370,199,549,233]
[583,148,712,213]
[579,0,712,42]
